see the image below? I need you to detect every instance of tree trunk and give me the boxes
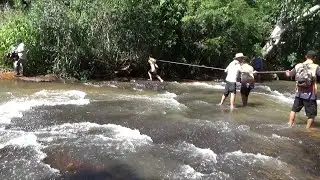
[262,5,320,58]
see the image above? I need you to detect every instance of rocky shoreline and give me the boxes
[0,68,280,83]
[0,71,60,82]
[0,70,225,83]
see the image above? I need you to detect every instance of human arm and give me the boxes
[155,64,159,68]
[225,61,233,72]
[316,66,320,76]
[285,68,296,77]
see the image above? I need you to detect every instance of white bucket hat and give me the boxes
[234,53,246,59]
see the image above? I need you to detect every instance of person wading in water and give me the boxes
[240,60,255,106]
[147,57,164,82]
[218,53,243,111]
[285,50,320,129]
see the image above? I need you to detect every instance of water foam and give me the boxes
[175,165,204,179]
[105,91,186,110]
[255,85,294,104]
[224,150,285,168]
[169,164,230,180]
[0,133,40,149]
[221,150,295,179]
[183,82,225,90]
[271,134,293,140]
[36,122,153,153]
[133,87,144,92]
[0,130,60,176]
[176,142,217,164]
[0,90,90,125]
[83,82,118,88]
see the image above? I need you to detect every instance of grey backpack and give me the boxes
[295,63,313,88]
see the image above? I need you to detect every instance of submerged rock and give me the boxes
[43,148,143,180]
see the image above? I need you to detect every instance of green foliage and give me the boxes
[0,0,319,79]
[0,11,35,66]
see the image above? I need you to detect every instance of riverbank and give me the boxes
[0,71,60,82]
[0,67,284,83]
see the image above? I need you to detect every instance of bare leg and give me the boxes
[13,61,19,75]
[20,60,23,75]
[288,111,295,127]
[156,75,164,82]
[147,71,152,81]
[218,94,226,106]
[241,93,248,106]
[230,93,236,110]
[306,118,314,129]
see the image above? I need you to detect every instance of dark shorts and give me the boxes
[224,81,236,97]
[240,83,254,96]
[291,97,317,118]
[148,70,158,76]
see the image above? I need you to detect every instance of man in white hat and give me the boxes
[218,53,244,110]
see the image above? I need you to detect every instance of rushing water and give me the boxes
[0,79,320,180]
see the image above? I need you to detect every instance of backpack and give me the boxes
[241,72,254,87]
[295,63,314,88]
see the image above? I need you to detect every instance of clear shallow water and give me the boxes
[0,79,320,180]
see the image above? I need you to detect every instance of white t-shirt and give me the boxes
[225,60,241,82]
[16,43,26,59]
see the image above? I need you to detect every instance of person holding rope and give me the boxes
[147,57,164,82]
[9,39,26,76]
[218,53,244,111]
[285,50,320,129]
[240,59,255,106]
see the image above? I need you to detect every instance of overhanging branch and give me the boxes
[262,4,320,58]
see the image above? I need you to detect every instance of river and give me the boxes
[0,79,320,180]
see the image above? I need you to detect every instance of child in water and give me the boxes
[148,57,164,82]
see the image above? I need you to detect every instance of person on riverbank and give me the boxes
[148,57,164,82]
[11,39,26,76]
[240,60,255,106]
[218,53,243,110]
[285,50,320,129]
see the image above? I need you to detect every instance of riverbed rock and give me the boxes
[0,72,15,79]
[17,74,60,82]
[43,147,143,180]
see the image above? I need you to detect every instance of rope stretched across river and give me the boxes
[255,71,286,74]
[157,59,286,74]
[157,59,225,71]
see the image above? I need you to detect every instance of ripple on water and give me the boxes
[219,150,296,179]
[35,122,153,154]
[0,130,59,179]
[0,90,89,125]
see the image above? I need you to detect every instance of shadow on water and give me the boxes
[42,148,145,180]
[233,102,265,109]
[57,164,143,180]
